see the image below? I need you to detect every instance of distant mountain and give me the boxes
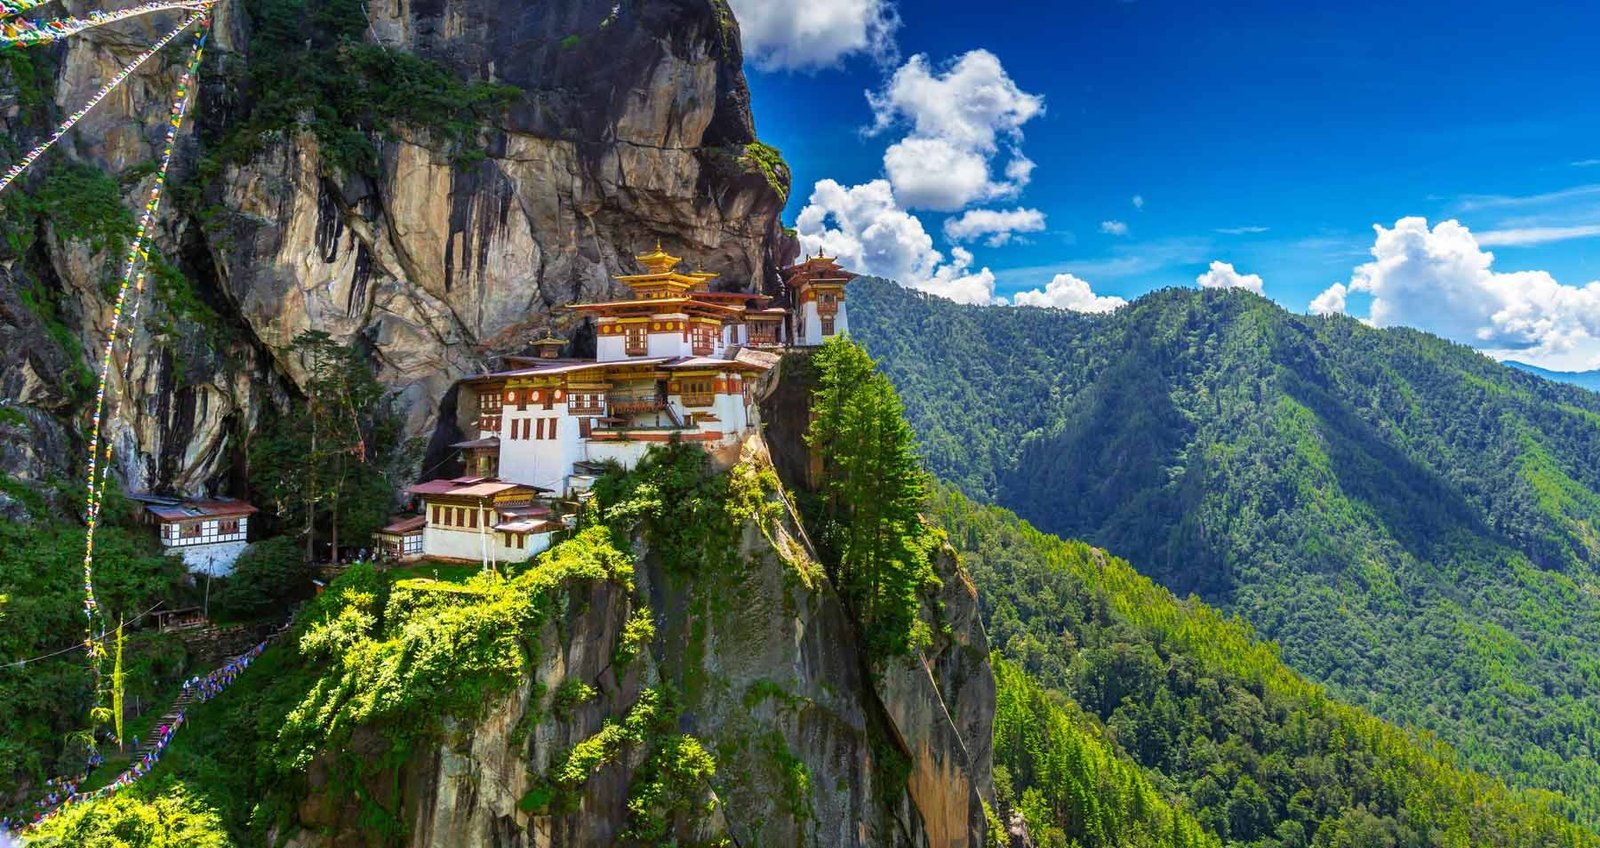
[850,277,1600,822]
[944,487,1599,845]
[1505,359,1600,392]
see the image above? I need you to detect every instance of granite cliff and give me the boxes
[0,0,794,504]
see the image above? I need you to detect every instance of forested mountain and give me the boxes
[1506,361,1600,393]
[950,490,1596,847]
[850,277,1600,823]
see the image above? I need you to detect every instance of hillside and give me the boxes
[849,277,1600,822]
[947,489,1597,846]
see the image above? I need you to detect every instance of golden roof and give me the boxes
[634,241,683,275]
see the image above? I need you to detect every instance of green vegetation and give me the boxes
[212,537,312,621]
[850,278,1600,821]
[993,659,1219,848]
[806,337,937,660]
[0,486,191,798]
[1,161,135,255]
[213,0,521,174]
[937,488,1598,847]
[249,331,417,562]
[742,141,790,201]
[25,786,230,848]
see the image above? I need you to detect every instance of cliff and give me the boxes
[0,0,794,502]
[235,441,996,848]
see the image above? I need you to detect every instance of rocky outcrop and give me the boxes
[278,445,996,848]
[0,0,793,496]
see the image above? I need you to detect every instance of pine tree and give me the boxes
[806,336,933,659]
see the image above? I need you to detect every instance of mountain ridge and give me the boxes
[849,276,1600,822]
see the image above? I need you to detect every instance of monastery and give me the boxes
[377,248,856,566]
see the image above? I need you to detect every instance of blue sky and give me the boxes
[731,0,1600,369]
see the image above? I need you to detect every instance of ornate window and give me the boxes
[681,378,715,407]
[691,324,716,355]
[625,325,648,356]
[821,316,835,336]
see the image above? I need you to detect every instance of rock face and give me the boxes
[279,445,997,848]
[0,0,792,497]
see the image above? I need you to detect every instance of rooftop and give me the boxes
[380,514,426,535]
[142,497,258,522]
[406,478,548,498]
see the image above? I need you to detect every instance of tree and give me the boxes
[214,537,313,620]
[250,331,412,562]
[806,336,934,659]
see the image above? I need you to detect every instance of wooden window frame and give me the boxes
[624,325,648,356]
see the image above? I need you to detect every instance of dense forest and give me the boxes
[949,490,1595,846]
[850,278,1600,825]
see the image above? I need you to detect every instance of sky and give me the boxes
[729,0,1600,370]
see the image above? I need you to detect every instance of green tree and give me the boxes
[250,331,411,562]
[213,537,312,621]
[25,786,231,847]
[806,336,934,659]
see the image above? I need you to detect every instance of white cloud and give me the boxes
[1216,225,1270,235]
[1572,159,1600,167]
[1131,194,1145,209]
[867,49,1042,211]
[725,0,899,71]
[1099,220,1130,236]
[1339,217,1600,367]
[944,207,1046,246]
[882,137,998,210]
[796,178,998,304]
[1458,183,1600,211]
[1012,273,1127,313]
[1004,154,1036,186]
[1474,224,1600,246]
[1309,283,1348,316]
[1196,260,1265,294]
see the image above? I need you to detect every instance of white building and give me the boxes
[141,497,258,576]
[403,478,561,565]
[782,254,855,346]
[401,245,855,566]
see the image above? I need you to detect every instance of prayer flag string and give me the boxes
[79,6,212,708]
[0,8,205,196]
[0,1,207,47]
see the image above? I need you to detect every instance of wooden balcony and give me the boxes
[609,398,667,415]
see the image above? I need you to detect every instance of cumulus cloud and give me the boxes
[944,207,1046,246]
[1131,194,1145,209]
[866,49,1043,210]
[1333,218,1600,365]
[1308,283,1348,316]
[725,0,899,71]
[1196,260,1265,294]
[796,179,998,304]
[1012,274,1127,313]
[882,138,996,211]
[1099,220,1130,236]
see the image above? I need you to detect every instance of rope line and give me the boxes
[0,0,60,19]
[79,6,212,727]
[0,1,207,47]
[0,8,205,195]
[3,599,166,670]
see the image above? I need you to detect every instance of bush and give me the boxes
[214,537,310,621]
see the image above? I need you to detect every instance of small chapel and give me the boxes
[390,247,856,566]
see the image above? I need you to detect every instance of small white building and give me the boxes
[141,497,258,577]
[374,514,425,562]
[404,477,561,566]
[781,254,855,346]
